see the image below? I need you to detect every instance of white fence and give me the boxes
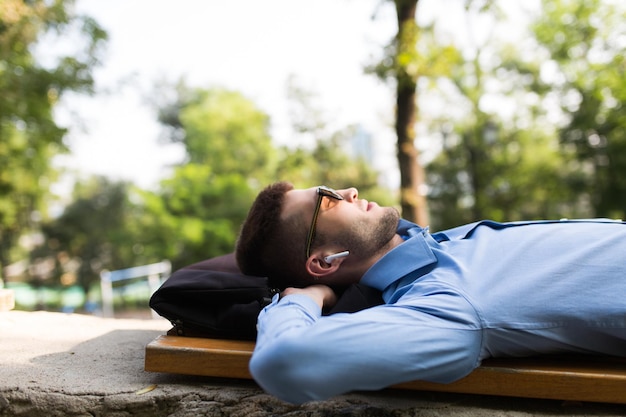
[99,260,171,318]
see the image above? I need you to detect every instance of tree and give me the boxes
[416,1,588,229]
[159,85,278,180]
[383,0,428,225]
[143,167,259,269]
[147,84,277,269]
[532,0,626,219]
[369,0,461,225]
[0,0,107,281]
[32,177,141,293]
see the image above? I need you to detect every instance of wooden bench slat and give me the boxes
[145,335,254,379]
[394,357,626,404]
[145,335,626,404]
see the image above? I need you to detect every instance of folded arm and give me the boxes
[250,289,482,404]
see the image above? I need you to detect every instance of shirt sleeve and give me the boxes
[249,292,482,404]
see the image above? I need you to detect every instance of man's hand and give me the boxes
[281,285,338,310]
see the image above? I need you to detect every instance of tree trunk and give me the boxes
[394,0,429,226]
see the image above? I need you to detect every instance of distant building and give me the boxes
[349,124,374,165]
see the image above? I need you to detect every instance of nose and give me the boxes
[339,187,358,202]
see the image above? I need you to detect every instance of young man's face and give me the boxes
[282,186,399,260]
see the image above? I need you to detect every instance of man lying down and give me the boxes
[235,182,626,404]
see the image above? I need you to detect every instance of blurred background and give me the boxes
[1,0,624,317]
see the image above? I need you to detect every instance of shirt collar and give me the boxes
[360,223,437,291]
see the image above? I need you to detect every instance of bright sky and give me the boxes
[52,0,402,196]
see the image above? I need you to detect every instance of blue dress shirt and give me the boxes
[250,219,626,404]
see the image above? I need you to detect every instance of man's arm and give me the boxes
[249,288,482,404]
[280,285,338,310]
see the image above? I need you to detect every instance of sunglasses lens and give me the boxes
[320,196,337,210]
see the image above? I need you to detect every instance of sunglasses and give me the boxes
[305,186,344,258]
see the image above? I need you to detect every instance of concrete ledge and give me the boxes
[2,311,626,417]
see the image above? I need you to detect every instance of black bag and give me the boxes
[149,253,274,340]
[149,253,383,340]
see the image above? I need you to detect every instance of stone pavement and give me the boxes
[1,310,625,417]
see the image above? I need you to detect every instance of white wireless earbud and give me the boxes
[323,251,350,264]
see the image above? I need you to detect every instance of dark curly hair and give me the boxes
[235,182,311,289]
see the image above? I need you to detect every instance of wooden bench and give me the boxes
[145,334,626,404]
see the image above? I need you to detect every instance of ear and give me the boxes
[305,252,344,278]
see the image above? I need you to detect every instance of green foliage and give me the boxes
[143,166,258,270]
[532,0,626,219]
[0,0,107,278]
[419,1,598,230]
[145,84,278,268]
[428,122,587,229]
[179,89,277,178]
[368,19,461,87]
[32,177,140,292]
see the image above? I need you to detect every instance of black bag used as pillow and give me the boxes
[149,253,383,340]
[149,253,275,340]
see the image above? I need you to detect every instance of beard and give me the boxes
[339,207,400,260]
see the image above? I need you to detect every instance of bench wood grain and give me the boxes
[145,335,626,404]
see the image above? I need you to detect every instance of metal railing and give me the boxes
[99,260,171,318]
